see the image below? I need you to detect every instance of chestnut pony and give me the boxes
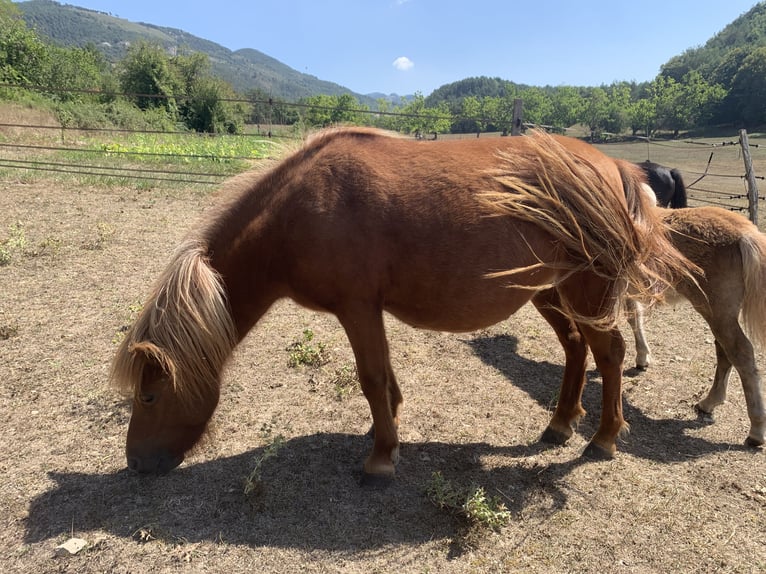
[112,128,693,479]
[625,206,766,446]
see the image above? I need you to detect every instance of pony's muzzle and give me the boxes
[127,451,184,474]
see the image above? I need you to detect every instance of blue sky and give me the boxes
[32,0,759,95]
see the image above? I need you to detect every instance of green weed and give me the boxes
[244,431,286,499]
[0,222,27,265]
[328,363,359,400]
[425,471,511,532]
[286,329,329,368]
[112,300,144,344]
[82,222,115,251]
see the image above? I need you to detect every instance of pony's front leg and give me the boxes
[579,324,628,458]
[338,306,402,481]
[626,298,651,369]
[532,290,588,444]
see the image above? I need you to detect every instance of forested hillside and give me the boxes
[4,0,766,136]
[16,0,361,100]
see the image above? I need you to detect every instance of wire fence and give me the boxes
[0,84,762,219]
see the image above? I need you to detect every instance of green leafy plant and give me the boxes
[244,432,285,498]
[82,222,115,251]
[286,328,329,368]
[328,363,359,400]
[425,471,511,532]
[0,222,27,265]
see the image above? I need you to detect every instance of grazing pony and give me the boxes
[637,160,688,208]
[625,207,766,446]
[111,128,695,479]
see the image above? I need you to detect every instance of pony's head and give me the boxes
[111,240,237,473]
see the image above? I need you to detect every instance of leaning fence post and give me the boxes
[740,129,759,227]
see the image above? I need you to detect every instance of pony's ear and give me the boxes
[129,341,178,384]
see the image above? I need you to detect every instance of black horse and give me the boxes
[637,160,688,208]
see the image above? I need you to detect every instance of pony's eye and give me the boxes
[139,393,156,405]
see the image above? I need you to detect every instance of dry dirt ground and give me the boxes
[1,171,765,573]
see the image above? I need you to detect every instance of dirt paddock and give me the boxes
[0,168,764,573]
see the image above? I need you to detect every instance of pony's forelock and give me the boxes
[111,240,238,407]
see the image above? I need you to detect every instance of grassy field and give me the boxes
[1,111,765,573]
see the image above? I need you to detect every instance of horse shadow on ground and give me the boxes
[24,332,754,554]
[25,433,586,554]
[464,332,757,462]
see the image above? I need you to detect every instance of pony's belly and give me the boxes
[384,286,535,333]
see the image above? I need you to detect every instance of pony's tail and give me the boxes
[669,168,688,208]
[739,229,766,351]
[615,159,700,301]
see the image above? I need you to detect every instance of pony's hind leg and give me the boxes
[702,323,766,446]
[696,339,733,415]
[626,299,651,369]
[337,305,402,481]
[532,290,588,445]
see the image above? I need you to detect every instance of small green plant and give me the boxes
[0,222,27,265]
[329,363,359,400]
[112,300,144,344]
[286,328,329,367]
[82,222,115,251]
[243,433,285,498]
[425,471,511,532]
[33,236,63,257]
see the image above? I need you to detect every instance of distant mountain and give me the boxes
[660,2,766,85]
[16,0,383,103]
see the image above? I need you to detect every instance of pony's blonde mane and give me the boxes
[482,130,698,328]
[111,239,238,407]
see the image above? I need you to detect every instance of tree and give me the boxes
[627,98,656,136]
[0,0,48,85]
[677,70,726,129]
[549,86,585,130]
[396,93,452,135]
[118,42,181,115]
[729,46,766,127]
[461,95,489,133]
[42,44,108,102]
[518,87,553,126]
[603,83,632,135]
[582,87,609,138]
[184,76,246,133]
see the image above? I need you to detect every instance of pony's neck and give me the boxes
[204,182,284,342]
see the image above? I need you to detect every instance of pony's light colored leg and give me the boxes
[626,299,651,369]
[338,305,401,480]
[533,290,588,444]
[703,326,766,446]
[579,324,628,458]
[696,340,732,414]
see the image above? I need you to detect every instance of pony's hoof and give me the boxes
[694,404,715,423]
[540,426,571,445]
[745,435,764,448]
[359,471,395,489]
[581,441,615,460]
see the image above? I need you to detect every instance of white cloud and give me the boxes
[392,56,414,71]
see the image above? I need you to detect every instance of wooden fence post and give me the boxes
[740,129,759,227]
[511,99,523,136]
